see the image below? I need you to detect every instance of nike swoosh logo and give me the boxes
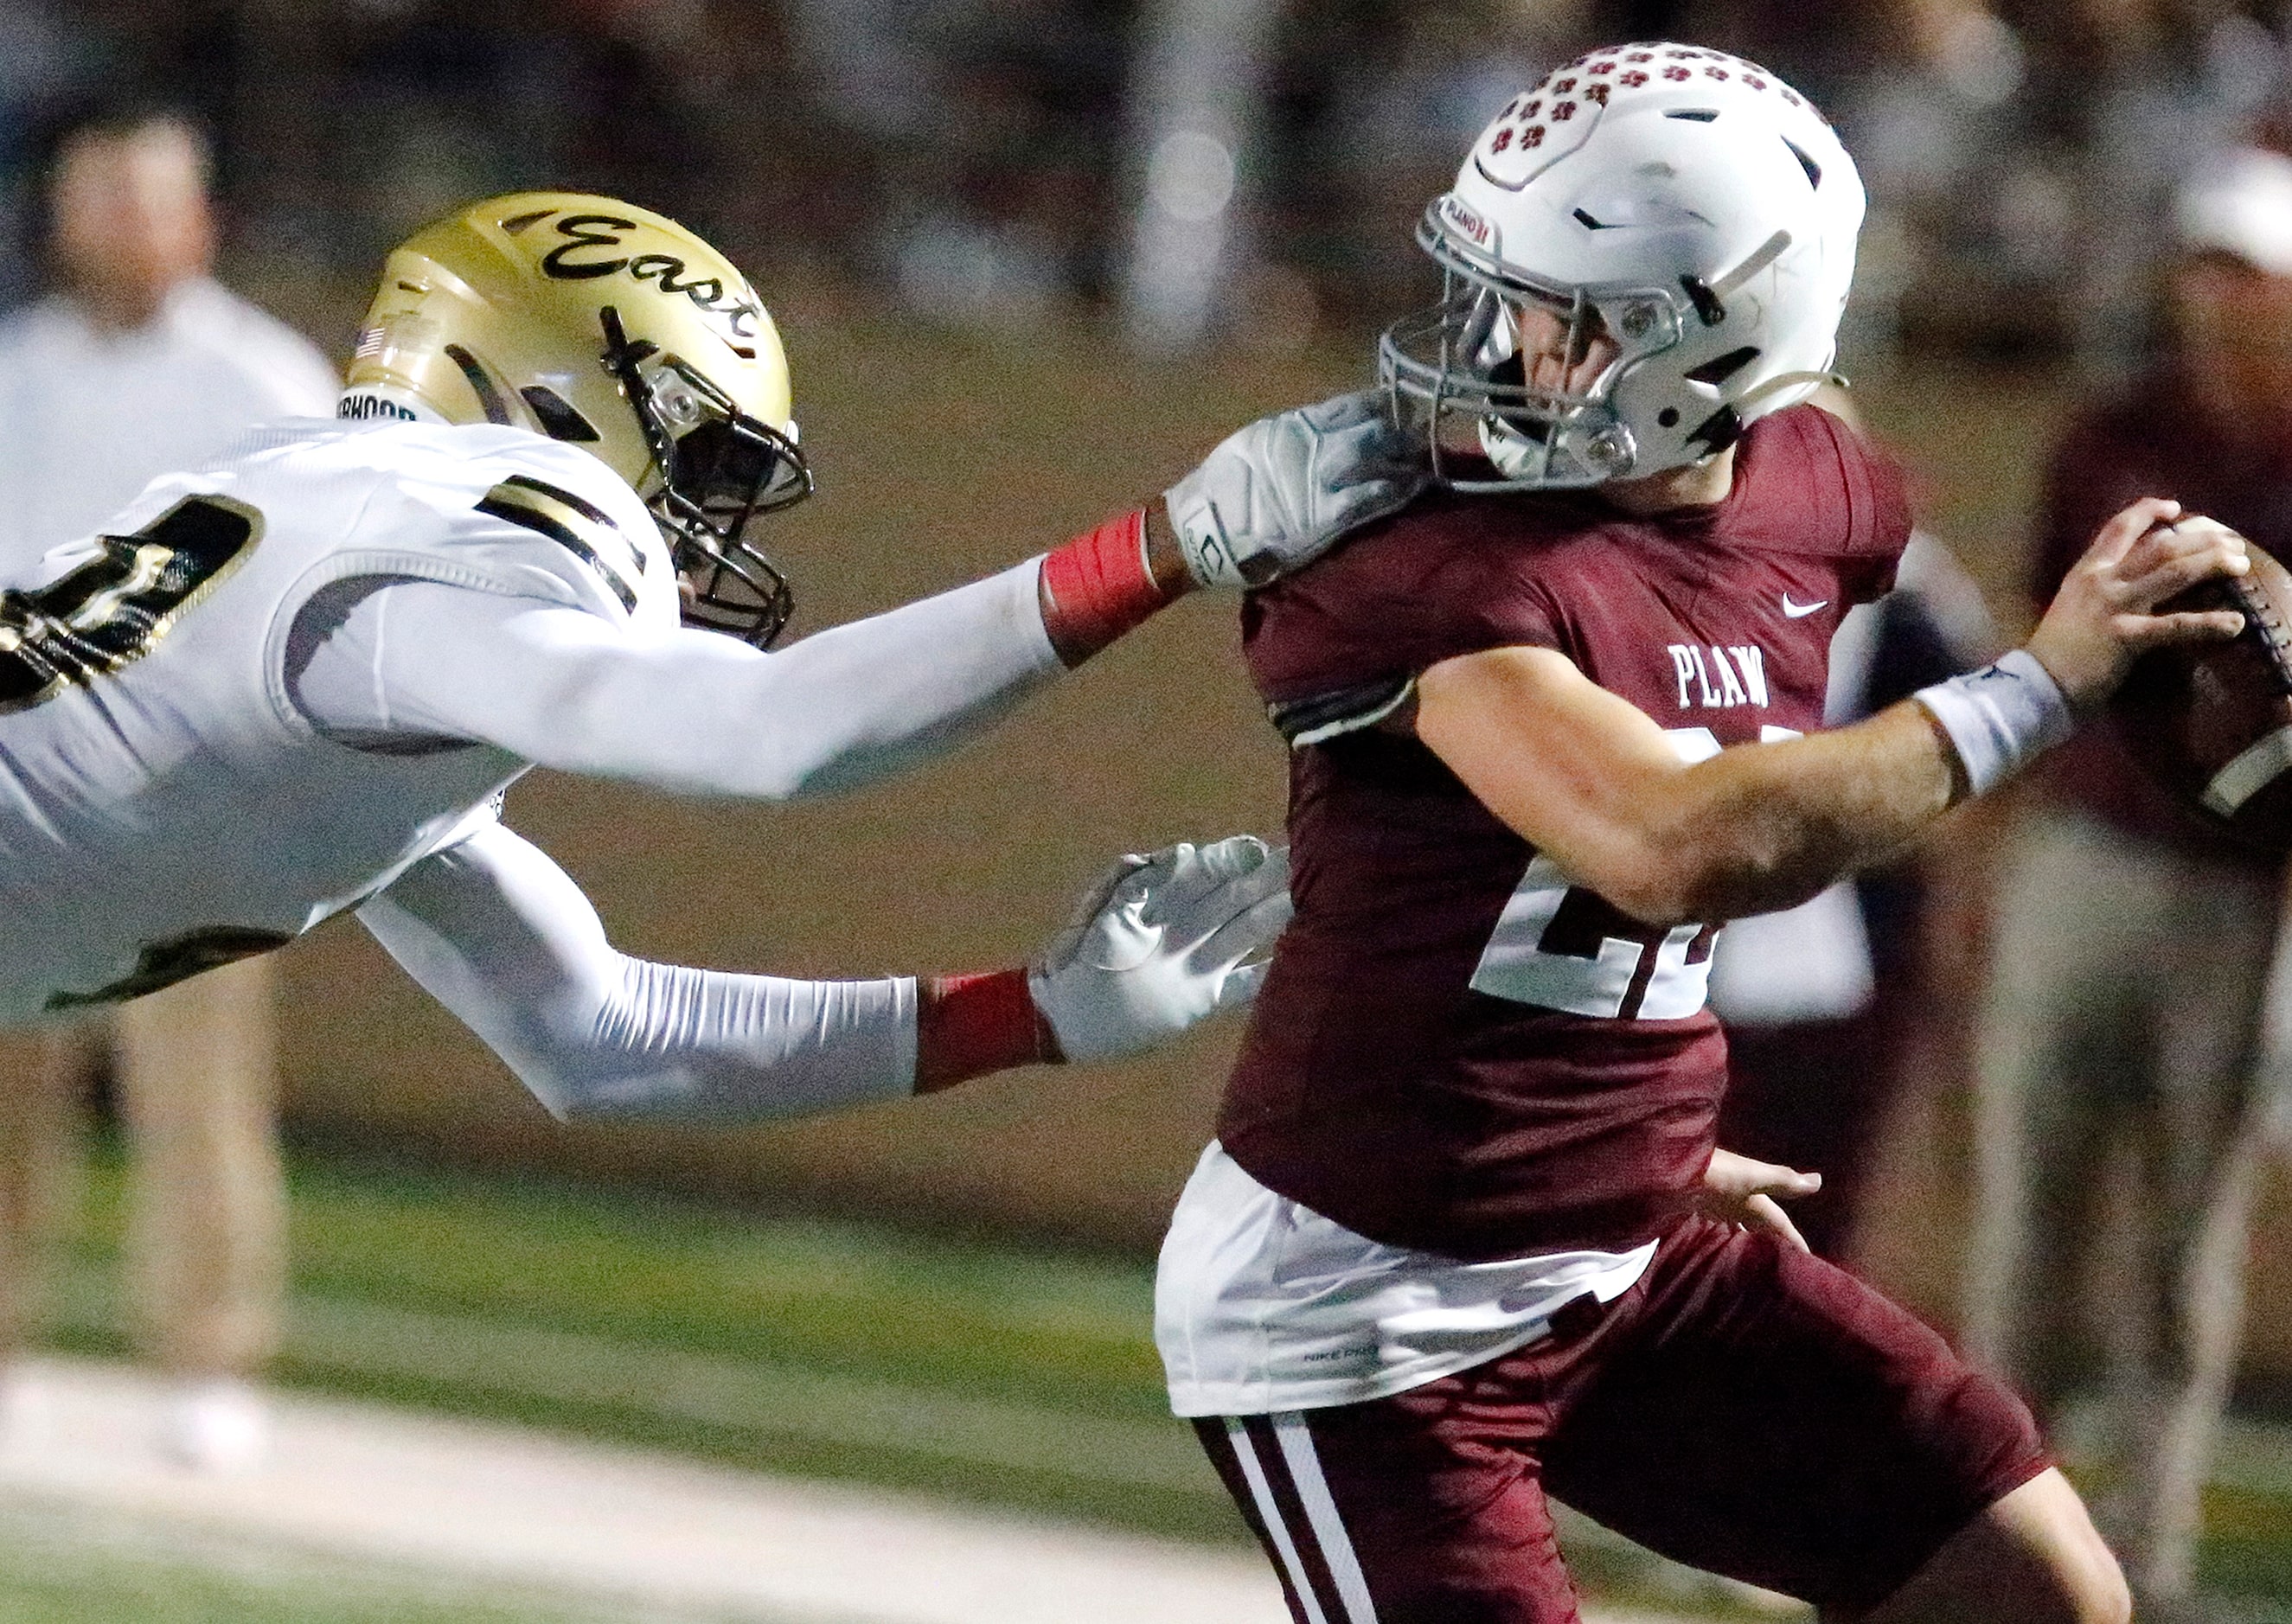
[1782,594,1828,618]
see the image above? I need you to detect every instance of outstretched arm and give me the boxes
[317,566,1066,800]
[357,820,1288,1121]
[294,394,1423,800]
[1417,499,2250,927]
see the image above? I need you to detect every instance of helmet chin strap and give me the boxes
[1730,368,1849,415]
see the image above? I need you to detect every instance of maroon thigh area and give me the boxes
[1189,1223,2048,1622]
[1193,1341,1601,1623]
[1542,1218,2052,1613]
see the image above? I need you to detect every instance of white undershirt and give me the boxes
[1156,1144,1655,1416]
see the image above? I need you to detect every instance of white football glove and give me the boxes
[1163,391,1430,590]
[1028,835,1291,1064]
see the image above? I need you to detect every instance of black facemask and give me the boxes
[599,305,812,648]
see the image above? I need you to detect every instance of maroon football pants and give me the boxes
[1194,1217,2049,1624]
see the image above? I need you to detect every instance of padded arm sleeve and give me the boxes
[294,559,1061,799]
[357,819,918,1122]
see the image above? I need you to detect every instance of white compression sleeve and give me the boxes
[291,561,1061,799]
[358,818,919,1122]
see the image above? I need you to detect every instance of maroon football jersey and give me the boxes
[1221,406,1910,1261]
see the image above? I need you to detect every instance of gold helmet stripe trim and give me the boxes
[474,479,640,613]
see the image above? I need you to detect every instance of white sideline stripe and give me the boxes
[2,1356,1291,1624]
[2204,724,2292,815]
[1225,1417,1331,1624]
[1271,1413,1380,1624]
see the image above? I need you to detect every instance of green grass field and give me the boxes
[28,1141,1805,1620]
[24,1140,2292,1621]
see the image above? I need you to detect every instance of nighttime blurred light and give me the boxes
[1143,129,1236,223]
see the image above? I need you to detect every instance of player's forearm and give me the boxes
[359,822,912,1119]
[567,508,1210,795]
[522,960,924,1122]
[702,559,1066,799]
[361,822,1069,1122]
[1639,701,1958,923]
[675,502,1200,791]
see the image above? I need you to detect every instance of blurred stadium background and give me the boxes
[13,0,2292,1619]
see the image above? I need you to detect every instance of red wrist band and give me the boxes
[1038,508,1169,666]
[914,969,1062,1092]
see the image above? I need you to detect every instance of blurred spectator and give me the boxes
[1962,146,2292,1620]
[0,100,336,1473]
[780,0,1129,323]
[1291,0,1565,324]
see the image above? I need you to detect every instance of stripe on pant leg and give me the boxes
[1245,1416,1348,1621]
[1225,1416,1333,1624]
[1273,1411,1382,1624]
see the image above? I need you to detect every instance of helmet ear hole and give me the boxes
[1684,404,1745,456]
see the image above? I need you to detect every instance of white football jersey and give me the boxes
[0,417,676,1022]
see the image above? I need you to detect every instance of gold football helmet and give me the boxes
[346,192,812,645]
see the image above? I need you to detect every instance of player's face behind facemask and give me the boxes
[1378,42,1864,495]
[1383,275,1637,486]
[344,193,813,647]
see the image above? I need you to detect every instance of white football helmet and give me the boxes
[1379,43,1866,490]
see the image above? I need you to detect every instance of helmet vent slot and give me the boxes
[1680,276,1726,327]
[444,344,513,426]
[1685,346,1761,386]
[1665,108,1720,122]
[519,386,600,443]
[729,345,757,361]
[1782,137,1822,189]
[1685,404,1745,456]
[1572,208,1620,231]
[499,208,554,235]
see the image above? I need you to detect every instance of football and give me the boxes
[2112,536,2292,852]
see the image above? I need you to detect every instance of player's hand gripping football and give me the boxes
[1696,1148,1821,1254]
[2025,497,2251,712]
[1028,835,1291,1062]
[1163,392,1429,589]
